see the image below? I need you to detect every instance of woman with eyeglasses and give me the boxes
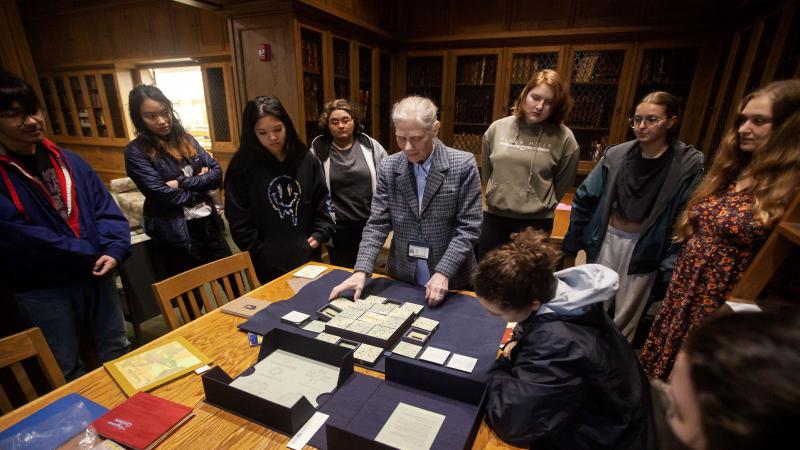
[562,91,704,342]
[225,96,334,283]
[310,99,387,268]
[640,79,800,380]
[124,85,232,280]
[479,69,579,259]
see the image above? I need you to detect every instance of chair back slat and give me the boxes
[197,286,215,311]
[11,362,37,402]
[151,252,262,330]
[176,294,192,326]
[233,272,246,296]
[0,327,66,413]
[221,276,235,301]
[186,290,202,319]
[210,280,226,306]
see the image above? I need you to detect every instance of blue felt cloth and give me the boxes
[309,372,480,450]
[239,270,506,376]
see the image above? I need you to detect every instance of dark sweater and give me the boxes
[224,149,334,283]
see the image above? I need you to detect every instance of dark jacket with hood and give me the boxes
[485,264,655,450]
[562,138,703,275]
[224,148,334,283]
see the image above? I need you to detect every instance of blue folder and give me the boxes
[0,393,108,449]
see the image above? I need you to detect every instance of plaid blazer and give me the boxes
[354,141,482,289]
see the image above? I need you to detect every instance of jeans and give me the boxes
[14,275,131,381]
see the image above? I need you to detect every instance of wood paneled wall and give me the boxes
[20,0,229,69]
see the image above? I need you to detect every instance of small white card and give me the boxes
[392,341,422,359]
[302,320,326,333]
[287,411,329,450]
[419,346,450,365]
[282,310,310,324]
[361,295,386,304]
[293,265,328,279]
[446,354,478,373]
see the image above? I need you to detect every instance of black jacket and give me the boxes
[224,149,334,283]
[485,265,655,450]
[124,135,222,248]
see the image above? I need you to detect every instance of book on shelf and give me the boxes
[91,392,194,450]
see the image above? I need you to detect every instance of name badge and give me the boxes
[407,240,431,261]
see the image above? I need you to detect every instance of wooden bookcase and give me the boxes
[397,41,716,175]
[38,69,133,146]
[295,22,390,146]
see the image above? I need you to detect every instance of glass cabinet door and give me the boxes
[332,37,351,100]
[358,45,373,135]
[567,49,627,161]
[506,51,560,114]
[39,77,63,136]
[85,75,108,137]
[101,74,126,139]
[53,77,77,136]
[301,28,325,142]
[69,75,92,137]
[405,56,444,114]
[452,54,498,156]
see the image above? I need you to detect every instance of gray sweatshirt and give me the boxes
[481,115,579,219]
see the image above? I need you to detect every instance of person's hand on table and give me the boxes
[425,272,449,306]
[329,271,367,300]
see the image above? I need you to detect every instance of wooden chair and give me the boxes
[0,327,66,413]
[151,252,261,330]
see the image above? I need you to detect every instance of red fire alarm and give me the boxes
[258,43,271,62]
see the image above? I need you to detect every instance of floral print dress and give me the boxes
[640,183,768,380]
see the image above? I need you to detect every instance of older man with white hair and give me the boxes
[329,96,482,305]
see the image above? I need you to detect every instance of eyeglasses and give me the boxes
[0,109,44,126]
[628,115,666,128]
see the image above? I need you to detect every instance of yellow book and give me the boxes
[104,337,212,396]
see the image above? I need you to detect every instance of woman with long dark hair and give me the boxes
[641,79,800,380]
[124,85,231,279]
[225,96,334,283]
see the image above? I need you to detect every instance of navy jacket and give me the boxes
[562,138,703,275]
[486,265,655,450]
[124,135,222,248]
[0,139,131,292]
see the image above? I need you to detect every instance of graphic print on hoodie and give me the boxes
[268,175,301,226]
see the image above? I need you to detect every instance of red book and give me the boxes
[91,392,194,450]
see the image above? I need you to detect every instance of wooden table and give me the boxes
[0,263,519,449]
